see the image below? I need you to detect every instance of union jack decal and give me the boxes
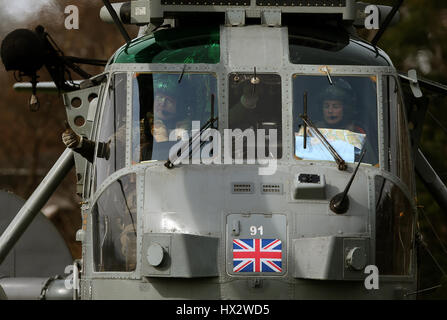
[233,239,282,273]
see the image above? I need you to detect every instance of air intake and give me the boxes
[232,183,254,194]
[261,184,283,194]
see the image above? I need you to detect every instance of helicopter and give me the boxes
[0,0,446,300]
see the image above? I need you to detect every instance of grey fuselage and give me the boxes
[65,25,417,300]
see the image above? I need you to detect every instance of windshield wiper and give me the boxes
[300,115,347,171]
[321,66,333,85]
[178,64,186,83]
[300,93,347,171]
[165,94,217,169]
[330,148,367,214]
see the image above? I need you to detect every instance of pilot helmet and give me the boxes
[318,78,357,120]
[153,74,179,100]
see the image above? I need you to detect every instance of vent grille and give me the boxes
[232,183,254,194]
[261,183,283,194]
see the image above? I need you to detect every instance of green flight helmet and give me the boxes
[153,74,179,98]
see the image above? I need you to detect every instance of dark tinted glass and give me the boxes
[375,176,415,275]
[93,174,137,272]
[290,39,390,66]
[114,27,220,64]
[228,73,282,160]
[95,73,127,190]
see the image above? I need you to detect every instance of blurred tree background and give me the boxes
[0,1,137,260]
[364,0,447,299]
[0,0,446,299]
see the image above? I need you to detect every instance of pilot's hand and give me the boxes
[151,120,169,142]
[172,128,188,140]
[62,128,83,149]
[172,120,190,140]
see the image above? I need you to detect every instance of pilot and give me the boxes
[62,126,96,163]
[146,81,190,143]
[317,79,365,134]
[229,81,261,130]
[139,78,191,161]
[310,79,372,163]
[62,122,127,163]
[229,75,282,130]
[62,77,190,162]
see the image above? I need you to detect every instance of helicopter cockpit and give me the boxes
[0,0,430,300]
[91,24,412,173]
[68,0,418,297]
[86,21,416,273]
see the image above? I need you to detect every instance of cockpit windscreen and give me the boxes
[292,75,378,166]
[132,72,218,163]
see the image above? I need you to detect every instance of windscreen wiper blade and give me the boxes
[165,94,217,169]
[300,114,347,171]
[330,148,367,214]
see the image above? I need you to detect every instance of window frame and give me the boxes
[291,73,381,167]
[130,71,220,164]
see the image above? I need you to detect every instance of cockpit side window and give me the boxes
[292,75,379,166]
[93,173,137,272]
[383,76,415,195]
[375,176,415,276]
[94,73,127,191]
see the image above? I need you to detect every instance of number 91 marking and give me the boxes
[250,225,264,236]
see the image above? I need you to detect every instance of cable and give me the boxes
[427,110,447,136]
[420,237,447,277]
[404,284,442,297]
[419,207,447,255]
